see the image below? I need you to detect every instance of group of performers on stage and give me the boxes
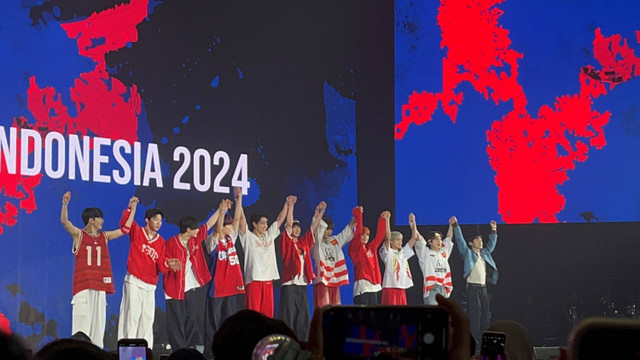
[60,188,500,353]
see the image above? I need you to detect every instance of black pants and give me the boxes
[166,288,200,351]
[202,293,244,360]
[278,285,310,342]
[353,291,381,305]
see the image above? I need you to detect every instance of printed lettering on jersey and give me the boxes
[323,247,336,262]
[103,277,112,283]
[142,243,159,262]
[366,249,374,258]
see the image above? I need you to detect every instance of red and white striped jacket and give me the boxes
[414,235,454,298]
[312,218,355,287]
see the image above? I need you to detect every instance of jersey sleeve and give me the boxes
[264,221,281,247]
[402,243,415,260]
[367,215,387,251]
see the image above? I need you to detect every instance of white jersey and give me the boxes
[312,221,354,287]
[414,236,454,298]
[239,221,281,284]
[379,243,414,289]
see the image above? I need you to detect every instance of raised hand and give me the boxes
[381,210,390,220]
[490,220,497,231]
[316,201,327,214]
[62,191,71,204]
[450,216,458,225]
[129,197,139,210]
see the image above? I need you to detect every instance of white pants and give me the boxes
[71,289,106,348]
[118,278,155,347]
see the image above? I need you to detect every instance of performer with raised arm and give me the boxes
[60,191,137,348]
[451,216,499,343]
[348,207,388,305]
[203,194,245,359]
[378,213,417,305]
[117,205,181,348]
[237,194,291,317]
[312,206,357,308]
[413,215,454,305]
[163,204,222,351]
[278,199,325,341]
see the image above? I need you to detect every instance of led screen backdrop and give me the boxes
[395,0,640,224]
[0,0,391,350]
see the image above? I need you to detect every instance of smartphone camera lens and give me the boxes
[422,332,435,345]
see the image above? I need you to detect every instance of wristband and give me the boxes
[120,225,131,234]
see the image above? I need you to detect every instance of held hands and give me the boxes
[315,201,327,215]
[286,195,297,206]
[408,213,416,228]
[234,186,242,199]
[220,198,232,212]
[381,210,390,220]
[167,258,182,272]
[490,220,497,231]
[62,191,71,204]
[129,197,139,210]
[449,216,458,225]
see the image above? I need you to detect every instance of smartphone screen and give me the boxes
[322,305,448,360]
[118,339,148,360]
[481,331,506,360]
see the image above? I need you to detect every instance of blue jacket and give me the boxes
[452,224,499,285]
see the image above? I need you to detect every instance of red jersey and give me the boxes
[72,230,115,295]
[120,208,168,285]
[280,229,315,284]
[163,224,212,299]
[348,211,384,286]
[210,232,245,298]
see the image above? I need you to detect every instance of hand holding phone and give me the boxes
[118,338,148,360]
[481,331,506,360]
[320,305,449,359]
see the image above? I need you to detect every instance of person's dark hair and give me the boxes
[145,208,164,220]
[322,217,334,230]
[468,234,483,246]
[426,230,442,242]
[249,213,267,231]
[211,309,298,360]
[168,348,205,360]
[178,216,199,233]
[81,207,104,226]
[69,331,91,343]
[33,338,111,360]
[0,332,28,360]
[292,219,301,229]
[223,213,233,226]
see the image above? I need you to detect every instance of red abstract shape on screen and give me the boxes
[0,310,10,334]
[397,0,640,223]
[0,0,147,234]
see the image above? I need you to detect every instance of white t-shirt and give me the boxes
[467,253,486,285]
[239,221,281,284]
[379,243,414,289]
